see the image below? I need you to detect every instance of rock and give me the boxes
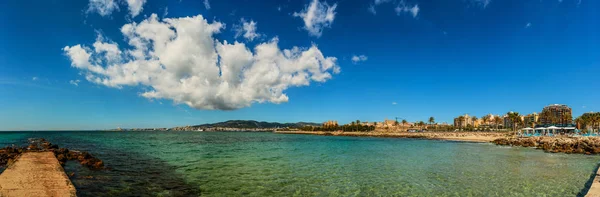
[493,136,600,155]
[92,160,104,169]
[27,144,38,151]
[56,154,67,165]
[0,139,106,170]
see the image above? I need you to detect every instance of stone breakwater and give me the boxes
[493,137,600,154]
[0,138,104,170]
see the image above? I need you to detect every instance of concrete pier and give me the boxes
[587,166,600,197]
[0,152,76,197]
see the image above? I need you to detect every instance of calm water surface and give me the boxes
[0,131,598,196]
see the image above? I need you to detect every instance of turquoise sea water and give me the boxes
[0,131,598,196]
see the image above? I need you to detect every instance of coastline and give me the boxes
[274,131,508,143]
[492,137,600,154]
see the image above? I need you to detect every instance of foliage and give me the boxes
[299,122,375,132]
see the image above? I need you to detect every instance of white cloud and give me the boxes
[370,0,418,17]
[368,4,377,14]
[63,14,340,110]
[375,0,392,4]
[234,19,262,41]
[125,0,147,17]
[93,35,122,63]
[468,0,491,8]
[368,0,391,14]
[392,102,397,105]
[87,0,119,17]
[293,0,337,37]
[525,22,531,28]
[395,3,419,18]
[351,55,368,64]
[203,0,211,10]
[32,77,38,81]
[70,80,81,86]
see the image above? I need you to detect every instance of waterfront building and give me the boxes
[524,113,539,128]
[453,114,472,128]
[539,104,573,126]
[323,120,338,127]
[360,121,377,126]
[383,119,397,127]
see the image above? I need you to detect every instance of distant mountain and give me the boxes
[192,120,321,129]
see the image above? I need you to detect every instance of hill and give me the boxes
[192,120,320,129]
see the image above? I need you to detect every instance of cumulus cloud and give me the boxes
[87,0,146,17]
[392,102,397,105]
[234,19,262,41]
[525,22,531,28]
[87,0,119,17]
[351,55,367,64]
[125,0,147,17]
[395,3,419,18]
[63,14,340,110]
[32,77,38,81]
[203,0,211,9]
[70,80,81,86]
[293,0,337,37]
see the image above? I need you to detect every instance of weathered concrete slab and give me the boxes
[0,152,76,197]
[587,167,600,197]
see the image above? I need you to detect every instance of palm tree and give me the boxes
[471,116,478,129]
[507,112,521,131]
[494,116,503,130]
[402,119,408,126]
[428,117,435,131]
[575,117,583,131]
[481,115,490,125]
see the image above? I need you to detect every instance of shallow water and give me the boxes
[0,131,598,196]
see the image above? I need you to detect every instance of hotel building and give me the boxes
[539,104,573,125]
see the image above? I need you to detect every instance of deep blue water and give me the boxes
[0,131,598,196]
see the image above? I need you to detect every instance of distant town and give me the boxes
[114,104,599,133]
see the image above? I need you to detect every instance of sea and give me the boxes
[0,131,598,196]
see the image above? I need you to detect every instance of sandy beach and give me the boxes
[274,131,509,143]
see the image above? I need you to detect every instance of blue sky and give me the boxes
[0,0,598,130]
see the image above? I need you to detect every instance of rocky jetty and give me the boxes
[493,137,600,154]
[0,138,104,169]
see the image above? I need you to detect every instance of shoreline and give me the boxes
[492,137,600,155]
[274,131,508,143]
